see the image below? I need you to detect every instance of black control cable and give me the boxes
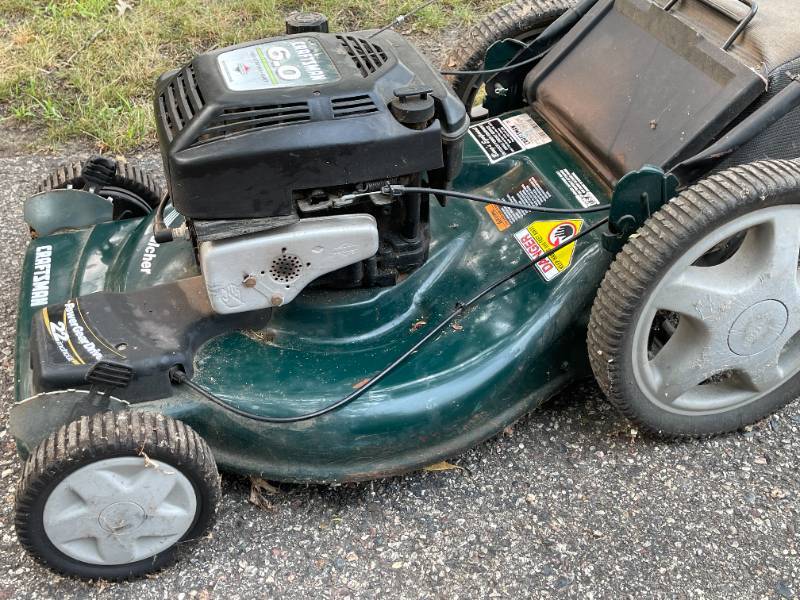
[152,191,173,243]
[152,192,192,244]
[439,0,600,77]
[368,0,437,39]
[439,49,549,76]
[385,185,612,214]
[169,216,610,423]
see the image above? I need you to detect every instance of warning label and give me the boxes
[556,169,600,208]
[469,114,551,164]
[514,219,583,281]
[485,175,552,231]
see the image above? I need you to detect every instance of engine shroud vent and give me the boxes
[331,94,379,119]
[337,35,388,77]
[158,65,205,141]
[193,102,312,145]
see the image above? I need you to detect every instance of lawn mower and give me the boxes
[10,0,800,580]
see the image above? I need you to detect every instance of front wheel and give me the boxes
[15,411,220,580]
[588,159,800,437]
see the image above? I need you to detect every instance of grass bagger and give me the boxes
[10,0,800,580]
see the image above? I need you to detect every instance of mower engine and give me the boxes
[155,28,468,313]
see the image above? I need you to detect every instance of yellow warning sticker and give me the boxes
[513,219,583,281]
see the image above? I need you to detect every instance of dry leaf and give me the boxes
[116,0,133,16]
[423,461,465,473]
[137,448,174,474]
[410,319,427,332]
[12,31,33,46]
[251,476,280,494]
[249,476,280,509]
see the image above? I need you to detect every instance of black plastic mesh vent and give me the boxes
[193,102,311,146]
[158,65,205,142]
[331,94,379,119]
[337,35,388,77]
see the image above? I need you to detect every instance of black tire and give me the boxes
[442,0,575,113]
[15,411,221,580]
[588,159,800,437]
[37,159,162,218]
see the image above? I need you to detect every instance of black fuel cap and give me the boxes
[390,86,436,127]
[285,12,329,34]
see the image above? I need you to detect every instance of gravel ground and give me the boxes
[1,121,800,599]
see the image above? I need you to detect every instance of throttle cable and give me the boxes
[439,49,549,76]
[170,216,610,423]
[384,185,611,214]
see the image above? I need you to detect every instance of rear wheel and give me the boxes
[37,158,162,219]
[588,159,800,437]
[442,0,575,118]
[15,411,220,580]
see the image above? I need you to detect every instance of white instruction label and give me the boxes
[469,114,551,164]
[556,169,600,208]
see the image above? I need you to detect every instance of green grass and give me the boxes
[0,0,501,152]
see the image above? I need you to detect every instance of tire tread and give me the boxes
[587,159,800,437]
[15,411,220,581]
[442,0,576,102]
[36,160,162,208]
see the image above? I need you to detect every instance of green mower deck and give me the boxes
[12,110,612,482]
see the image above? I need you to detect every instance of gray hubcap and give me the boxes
[632,206,800,415]
[43,457,197,565]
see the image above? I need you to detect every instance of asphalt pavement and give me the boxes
[0,137,798,599]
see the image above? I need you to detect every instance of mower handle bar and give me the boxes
[663,0,758,51]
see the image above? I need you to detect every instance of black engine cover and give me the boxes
[155,30,468,220]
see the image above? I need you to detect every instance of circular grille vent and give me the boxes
[269,253,303,283]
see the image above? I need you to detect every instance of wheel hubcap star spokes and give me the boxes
[634,207,800,413]
[43,457,197,566]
